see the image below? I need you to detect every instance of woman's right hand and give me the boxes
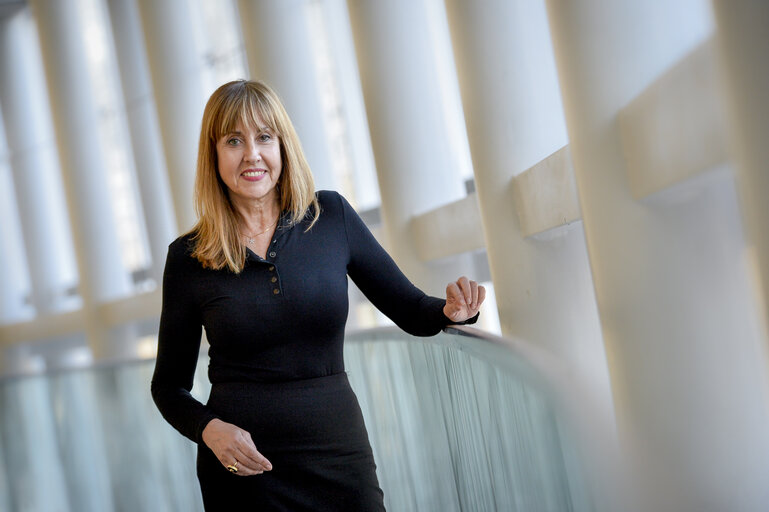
[201,418,273,476]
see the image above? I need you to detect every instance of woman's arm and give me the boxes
[337,192,483,335]
[150,239,219,444]
[152,239,272,476]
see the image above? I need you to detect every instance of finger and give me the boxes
[477,285,486,310]
[226,449,270,477]
[457,276,471,305]
[235,444,272,472]
[221,455,249,476]
[469,280,479,309]
[445,282,463,319]
[445,281,461,305]
[241,432,273,471]
[231,448,261,473]
[231,464,262,477]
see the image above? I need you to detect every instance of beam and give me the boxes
[0,290,161,347]
[512,145,580,237]
[619,38,728,199]
[411,193,485,261]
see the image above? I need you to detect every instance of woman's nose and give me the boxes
[245,141,261,162]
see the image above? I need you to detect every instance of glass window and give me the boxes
[78,0,151,281]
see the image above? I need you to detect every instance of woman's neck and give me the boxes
[233,196,281,235]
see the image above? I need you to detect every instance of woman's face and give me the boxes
[216,120,282,207]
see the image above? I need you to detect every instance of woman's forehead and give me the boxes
[226,120,269,133]
[219,112,276,136]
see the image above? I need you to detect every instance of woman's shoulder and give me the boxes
[315,189,342,207]
[166,232,198,263]
[315,190,353,218]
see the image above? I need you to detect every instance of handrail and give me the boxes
[446,325,631,512]
[0,325,631,511]
[345,324,630,512]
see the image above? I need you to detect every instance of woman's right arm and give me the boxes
[151,239,272,475]
[150,240,219,445]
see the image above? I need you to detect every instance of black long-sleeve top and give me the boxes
[151,191,477,444]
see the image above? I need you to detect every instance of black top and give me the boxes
[151,191,476,445]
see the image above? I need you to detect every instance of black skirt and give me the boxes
[197,373,386,511]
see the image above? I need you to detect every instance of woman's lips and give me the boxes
[241,169,267,181]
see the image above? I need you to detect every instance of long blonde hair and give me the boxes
[189,80,319,273]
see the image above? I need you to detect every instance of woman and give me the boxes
[151,79,485,511]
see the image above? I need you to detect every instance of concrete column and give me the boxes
[443,0,610,408]
[712,0,769,338]
[0,9,78,314]
[106,0,177,282]
[545,1,769,511]
[237,0,336,191]
[346,0,471,293]
[136,0,206,233]
[27,0,133,357]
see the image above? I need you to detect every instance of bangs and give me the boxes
[211,85,282,140]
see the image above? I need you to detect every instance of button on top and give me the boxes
[268,266,275,272]
[269,251,277,258]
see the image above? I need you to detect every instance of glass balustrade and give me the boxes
[0,327,602,511]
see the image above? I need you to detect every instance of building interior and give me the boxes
[0,0,767,510]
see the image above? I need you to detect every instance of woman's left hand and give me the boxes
[443,276,486,323]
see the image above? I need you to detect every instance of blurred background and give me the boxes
[0,0,767,510]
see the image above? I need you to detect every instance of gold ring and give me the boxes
[226,460,239,473]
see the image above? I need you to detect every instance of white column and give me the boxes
[28,0,133,357]
[136,0,206,233]
[443,0,610,405]
[712,0,769,337]
[0,9,78,314]
[545,1,769,511]
[237,0,336,191]
[106,0,177,283]
[346,0,471,293]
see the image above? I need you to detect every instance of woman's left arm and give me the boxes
[334,192,485,335]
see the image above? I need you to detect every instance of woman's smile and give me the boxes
[241,168,268,181]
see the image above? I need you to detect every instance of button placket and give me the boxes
[266,263,281,296]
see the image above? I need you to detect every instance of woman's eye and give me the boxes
[227,138,241,146]
[259,133,272,142]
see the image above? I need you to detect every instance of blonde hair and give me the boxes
[188,80,319,273]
